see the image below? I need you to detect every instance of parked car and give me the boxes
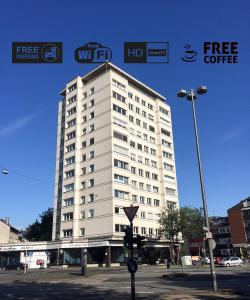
[4,262,28,270]
[203,257,221,264]
[218,257,243,267]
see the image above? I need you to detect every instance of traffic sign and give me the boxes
[123,206,139,223]
[211,239,216,250]
[127,258,138,274]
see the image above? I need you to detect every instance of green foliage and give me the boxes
[159,206,205,242]
[25,208,53,241]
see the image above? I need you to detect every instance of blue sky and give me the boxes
[0,0,249,228]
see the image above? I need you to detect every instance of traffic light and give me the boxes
[135,234,146,249]
[123,226,133,249]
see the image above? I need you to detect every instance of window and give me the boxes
[114,159,128,170]
[114,189,129,199]
[130,141,135,148]
[166,188,176,196]
[164,163,174,171]
[137,131,142,139]
[82,103,87,111]
[66,131,75,140]
[161,128,171,137]
[159,106,169,115]
[138,156,143,163]
[145,158,150,165]
[89,150,94,159]
[146,184,151,192]
[141,211,146,219]
[149,227,153,234]
[136,119,141,126]
[81,167,86,175]
[63,229,73,237]
[143,133,148,141]
[80,228,85,236]
[140,196,145,204]
[136,107,140,114]
[153,186,159,193]
[65,156,75,165]
[162,140,172,148]
[67,118,76,128]
[67,96,76,105]
[114,174,129,184]
[138,169,143,176]
[83,92,87,99]
[154,199,160,206]
[144,146,149,153]
[81,196,86,204]
[132,195,138,203]
[89,138,94,145]
[113,116,127,128]
[131,153,136,161]
[112,78,126,90]
[164,175,175,182]
[128,92,133,99]
[148,103,153,110]
[113,104,126,115]
[145,171,150,178]
[150,137,156,144]
[113,91,126,103]
[89,194,94,203]
[135,96,140,103]
[66,143,75,152]
[64,183,74,192]
[152,173,158,180]
[82,154,86,162]
[89,87,95,95]
[115,224,128,232]
[82,141,86,148]
[129,115,134,123]
[82,116,87,123]
[68,83,76,93]
[137,143,142,151]
[89,124,94,132]
[142,111,147,117]
[163,151,173,159]
[147,198,152,205]
[63,212,73,221]
[141,227,146,235]
[64,198,74,206]
[133,226,139,234]
[132,180,137,188]
[150,148,156,156]
[143,122,147,129]
[88,209,94,218]
[81,181,86,190]
[89,179,94,187]
[65,170,74,178]
[151,160,157,168]
[149,125,155,132]
[148,114,154,121]
[139,182,144,190]
[89,99,94,107]
[167,201,176,210]
[89,111,94,119]
[80,211,85,219]
[131,166,136,174]
[89,164,94,173]
[142,100,146,106]
[113,131,128,142]
[82,128,86,136]
[67,107,76,116]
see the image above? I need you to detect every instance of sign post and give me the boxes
[123,206,139,300]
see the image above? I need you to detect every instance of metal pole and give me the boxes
[190,90,217,292]
[24,247,27,274]
[130,221,135,300]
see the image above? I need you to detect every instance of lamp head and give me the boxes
[186,92,197,101]
[196,86,208,95]
[2,169,9,175]
[177,89,187,98]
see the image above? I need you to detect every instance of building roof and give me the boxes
[0,219,19,234]
[228,196,250,211]
[60,62,166,102]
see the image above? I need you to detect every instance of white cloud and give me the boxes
[0,112,38,136]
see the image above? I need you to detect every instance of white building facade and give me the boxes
[52,63,179,265]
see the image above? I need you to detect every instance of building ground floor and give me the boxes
[0,239,171,269]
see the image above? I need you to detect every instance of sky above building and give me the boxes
[0,0,249,229]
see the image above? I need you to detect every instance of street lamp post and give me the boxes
[177,87,217,292]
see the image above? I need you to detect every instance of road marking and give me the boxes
[137,291,155,294]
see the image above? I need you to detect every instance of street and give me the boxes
[0,265,250,299]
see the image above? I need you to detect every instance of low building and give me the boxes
[0,219,19,244]
[210,216,233,257]
[228,197,250,257]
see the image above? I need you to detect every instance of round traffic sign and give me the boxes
[127,258,138,274]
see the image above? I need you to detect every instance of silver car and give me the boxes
[219,257,243,267]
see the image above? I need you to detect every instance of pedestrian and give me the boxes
[164,258,171,272]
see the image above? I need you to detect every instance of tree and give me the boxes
[179,206,204,239]
[25,208,53,241]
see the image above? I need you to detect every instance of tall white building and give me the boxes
[52,63,179,264]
